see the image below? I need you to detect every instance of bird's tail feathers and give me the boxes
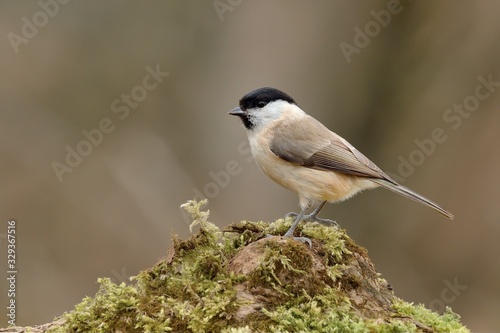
[372,179,454,220]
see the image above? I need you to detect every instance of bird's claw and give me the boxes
[310,217,338,227]
[288,236,312,248]
[265,233,312,248]
[285,212,338,227]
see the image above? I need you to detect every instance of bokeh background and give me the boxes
[1,1,499,331]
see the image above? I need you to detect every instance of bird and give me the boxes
[229,87,453,244]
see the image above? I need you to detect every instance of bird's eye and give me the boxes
[257,101,267,108]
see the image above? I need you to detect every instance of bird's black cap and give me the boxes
[239,87,296,111]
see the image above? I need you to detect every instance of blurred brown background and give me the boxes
[1,1,499,331]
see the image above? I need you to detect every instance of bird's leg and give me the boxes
[284,208,305,237]
[285,201,338,227]
[283,209,312,247]
[306,201,338,227]
[308,201,327,219]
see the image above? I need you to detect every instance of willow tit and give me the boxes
[229,87,453,243]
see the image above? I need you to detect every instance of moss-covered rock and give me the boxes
[40,200,468,333]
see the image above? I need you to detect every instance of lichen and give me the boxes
[48,200,469,333]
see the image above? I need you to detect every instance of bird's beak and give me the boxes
[228,106,245,116]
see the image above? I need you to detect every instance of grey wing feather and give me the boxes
[269,115,454,220]
[269,116,396,183]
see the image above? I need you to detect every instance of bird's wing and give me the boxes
[269,115,395,182]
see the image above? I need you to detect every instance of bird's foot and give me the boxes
[286,235,312,248]
[265,233,312,248]
[285,212,338,227]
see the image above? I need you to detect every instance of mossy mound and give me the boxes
[46,200,469,333]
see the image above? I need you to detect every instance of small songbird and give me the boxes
[229,87,453,244]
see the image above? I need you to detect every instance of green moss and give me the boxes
[393,300,469,333]
[246,240,309,294]
[221,326,253,333]
[53,278,171,333]
[48,200,469,333]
